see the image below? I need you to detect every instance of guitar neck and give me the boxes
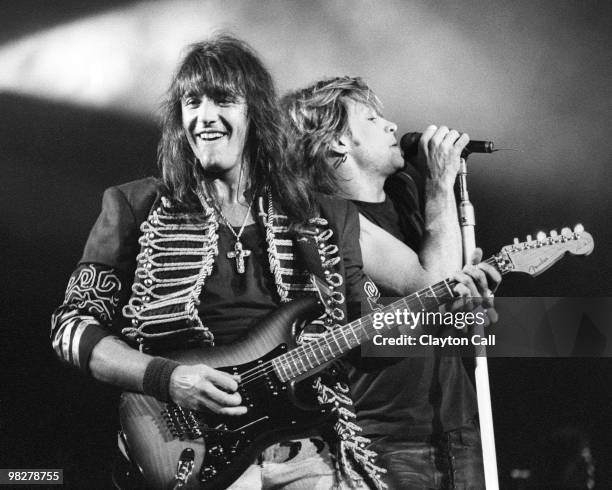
[272,257,500,382]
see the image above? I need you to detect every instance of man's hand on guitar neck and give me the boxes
[449,248,501,321]
[169,365,247,415]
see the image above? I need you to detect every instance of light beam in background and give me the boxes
[0,1,223,118]
[0,0,609,195]
[0,0,514,123]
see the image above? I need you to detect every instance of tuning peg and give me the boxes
[574,223,584,234]
[526,234,532,242]
[550,230,558,239]
[561,227,572,237]
[536,231,547,241]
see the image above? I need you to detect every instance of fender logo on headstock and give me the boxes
[528,256,550,275]
[503,225,594,277]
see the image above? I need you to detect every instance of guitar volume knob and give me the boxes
[201,465,217,480]
[208,445,224,457]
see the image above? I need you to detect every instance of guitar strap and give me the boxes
[295,233,334,300]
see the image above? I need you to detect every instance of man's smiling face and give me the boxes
[181,92,249,176]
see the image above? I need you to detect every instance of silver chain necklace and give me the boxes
[216,197,255,274]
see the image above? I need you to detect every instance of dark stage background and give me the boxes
[2,1,611,488]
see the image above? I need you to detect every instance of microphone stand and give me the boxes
[458,156,499,489]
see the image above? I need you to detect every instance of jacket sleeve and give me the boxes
[50,186,142,373]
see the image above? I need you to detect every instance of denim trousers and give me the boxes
[228,437,356,490]
[114,435,357,489]
[367,421,485,490]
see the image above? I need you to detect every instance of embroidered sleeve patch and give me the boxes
[50,264,122,368]
[63,264,122,322]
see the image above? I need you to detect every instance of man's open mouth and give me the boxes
[197,130,227,142]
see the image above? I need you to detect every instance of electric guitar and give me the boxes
[119,226,594,489]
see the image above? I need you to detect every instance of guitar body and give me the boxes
[119,297,331,490]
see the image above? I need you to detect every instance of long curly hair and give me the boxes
[281,76,382,195]
[158,34,312,221]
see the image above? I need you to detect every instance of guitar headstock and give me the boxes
[494,225,594,276]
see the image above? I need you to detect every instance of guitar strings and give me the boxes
[237,262,500,388]
[238,278,486,386]
[239,260,501,386]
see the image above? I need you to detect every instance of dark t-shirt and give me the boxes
[349,173,477,437]
[351,197,407,243]
[199,222,279,345]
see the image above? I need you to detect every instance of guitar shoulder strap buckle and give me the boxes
[310,275,334,314]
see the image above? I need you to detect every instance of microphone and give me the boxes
[400,132,495,159]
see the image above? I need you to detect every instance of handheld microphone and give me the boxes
[400,132,495,159]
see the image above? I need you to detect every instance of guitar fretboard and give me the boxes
[270,254,492,382]
[271,256,501,382]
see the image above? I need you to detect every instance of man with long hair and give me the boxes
[282,76,495,489]
[50,35,389,489]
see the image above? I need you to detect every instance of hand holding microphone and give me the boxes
[405,125,469,189]
[400,129,495,159]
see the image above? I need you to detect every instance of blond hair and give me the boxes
[281,76,382,194]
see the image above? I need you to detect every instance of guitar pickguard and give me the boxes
[158,344,332,487]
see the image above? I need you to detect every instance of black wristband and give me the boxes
[142,357,180,402]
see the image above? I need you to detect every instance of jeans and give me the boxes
[114,435,356,489]
[367,422,485,490]
[229,437,356,489]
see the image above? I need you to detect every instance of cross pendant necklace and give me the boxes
[217,197,255,274]
[227,240,251,274]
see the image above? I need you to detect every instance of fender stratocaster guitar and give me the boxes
[119,226,593,489]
